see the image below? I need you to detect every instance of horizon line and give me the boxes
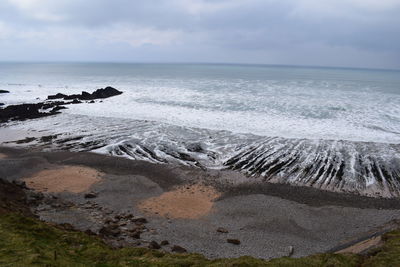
[0,60,399,72]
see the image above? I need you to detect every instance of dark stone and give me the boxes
[130,230,141,239]
[132,217,148,224]
[47,93,67,99]
[49,87,122,101]
[40,135,59,143]
[186,143,204,153]
[51,106,67,112]
[59,223,75,231]
[0,90,10,93]
[227,239,241,245]
[99,225,121,237]
[84,192,98,199]
[84,229,96,236]
[88,100,95,103]
[0,103,57,123]
[91,87,123,99]
[0,103,4,106]
[148,241,161,249]
[171,245,187,253]
[217,227,229,233]
[71,99,82,104]
[12,180,27,189]
[160,240,169,246]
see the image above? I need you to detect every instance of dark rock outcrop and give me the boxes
[0,90,9,94]
[160,240,169,246]
[84,192,98,199]
[47,93,67,100]
[148,241,161,249]
[171,245,187,253]
[48,87,122,101]
[0,103,65,123]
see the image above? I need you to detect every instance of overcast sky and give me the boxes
[0,0,399,69]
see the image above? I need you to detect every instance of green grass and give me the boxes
[0,213,399,266]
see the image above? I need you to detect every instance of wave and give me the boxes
[8,114,399,198]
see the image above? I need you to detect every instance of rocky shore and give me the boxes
[0,86,122,123]
[1,147,400,260]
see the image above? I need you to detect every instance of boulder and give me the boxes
[148,241,161,249]
[227,239,241,245]
[84,192,98,199]
[0,90,10,93]
[160,240,169,246]
[171,245,187,253]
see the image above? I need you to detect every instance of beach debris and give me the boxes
[149,241,161,249]
[84,192,98,199]
[172,245,187,253]
[160,240,169,246]
[227,239,241,245]
[217,227,229,233]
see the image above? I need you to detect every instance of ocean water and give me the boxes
[1,63,400,197]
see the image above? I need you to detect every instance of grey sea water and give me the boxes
[1,63,400,197]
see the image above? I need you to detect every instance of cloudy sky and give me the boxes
[0,0,399,69]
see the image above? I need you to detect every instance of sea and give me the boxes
[1,63,400,197]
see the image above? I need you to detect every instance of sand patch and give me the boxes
[0,153,7,159]
[24,165,103,193]
[139,184,220,219]
[336,236,382,254]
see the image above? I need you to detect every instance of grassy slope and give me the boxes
[4,213,394,267]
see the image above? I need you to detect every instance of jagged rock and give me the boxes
[227,239,241,245]
[217,227,229,233]
[148,241,161,249]
[48,87,122,101]
[0,90,10,93]
[84,192,98,199]
[0,103,60,123]
[172,245,187,253]
[160,240,169,246]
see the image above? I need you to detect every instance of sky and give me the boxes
[0,0,399,69]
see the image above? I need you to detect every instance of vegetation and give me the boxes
[2,212,400,267]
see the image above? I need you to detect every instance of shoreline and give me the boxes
[1,146,400,259]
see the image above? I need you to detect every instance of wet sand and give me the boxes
[23,165,102,193]
[1,146,400,259]
[139,184,220,219]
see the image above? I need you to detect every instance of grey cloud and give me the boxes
[0,0,399,69]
